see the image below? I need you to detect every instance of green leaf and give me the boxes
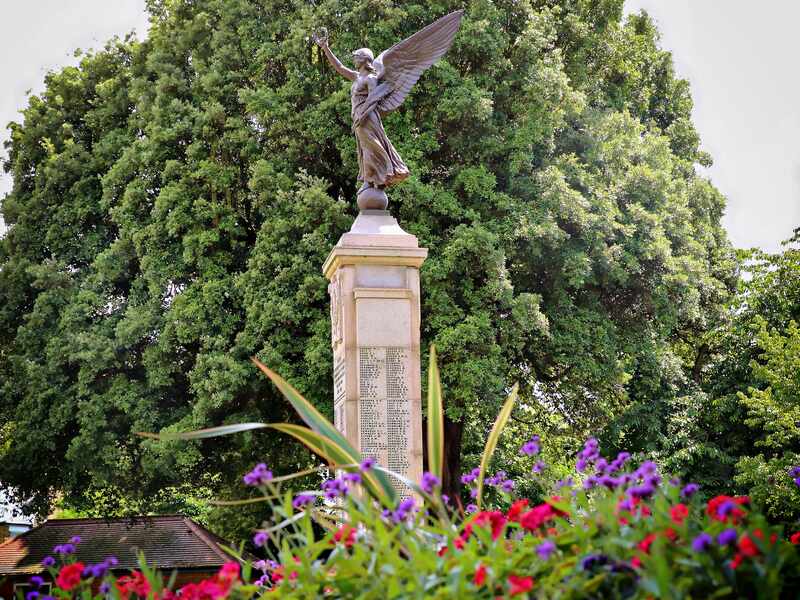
[252,358,397,504]
[476,383,519,508]
[136,422,269,440]
[426,345,444,480]
[269,423,393,505]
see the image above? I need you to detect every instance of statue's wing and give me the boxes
[374,10,463,114]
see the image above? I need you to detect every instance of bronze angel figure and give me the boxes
[314,11,463,210]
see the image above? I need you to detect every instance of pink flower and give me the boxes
[473,563,487,586]
[508,574,534,596]
[669,503,689,525]
[56,563,84,591]
[116,571,151,600]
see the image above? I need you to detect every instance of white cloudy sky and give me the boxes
[0,0,798,252]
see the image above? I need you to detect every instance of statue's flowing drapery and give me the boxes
[351,79,409,187]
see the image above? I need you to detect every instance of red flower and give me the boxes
[706,495,748,523]
[56,562,84,591]
[116,571,151,600]
[738,533,760,558]
[663,527,678,542]
[730,553,744,570]
[508,574,534,596]
[519,503,559,531]
[218,562,240,583]
[790,531,800,544]
[468,511,507,540]
[506,499,529,522]
[637,533,657,554]
[630,556,643,569]
[473,563,487,586]
[332,525,356,548]
[669,504,689,525]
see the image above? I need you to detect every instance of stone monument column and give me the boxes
[323,210,427,498]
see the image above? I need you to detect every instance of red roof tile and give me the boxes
[0,516,239,575]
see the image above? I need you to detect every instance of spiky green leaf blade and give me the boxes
[426,345,444,480]
[137,422,269,440]
[476,383,519,508]
[252,357,397,503]
[269,423,393,505]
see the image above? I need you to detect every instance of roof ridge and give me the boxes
[181,518,233,563]
[44,515,186,524]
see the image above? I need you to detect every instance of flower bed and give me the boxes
[35,437,800,598]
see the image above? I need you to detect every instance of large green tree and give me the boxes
[1,0,734,530]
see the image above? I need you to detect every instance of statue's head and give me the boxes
[352,48,376,71]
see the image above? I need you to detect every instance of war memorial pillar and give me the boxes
[322,210,427,497]
[315,9,462,498]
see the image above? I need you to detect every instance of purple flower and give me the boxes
[520,435,540,456]
[105,556,118,567]
[243,463,273,486]
[292,493,316,509]
[691,533,713,552]
[360,457,376,471]
[555,477,574,490]
[598,475,620,489]
[29,576,44,588]
[253,560,268,572]
[576,457,588,473]
[681,483,700,498]
[536,539,556,560]
[532,461,546,474]
[41,556,55,567]
[441,494,450,505]
[717,528,738,546]
[343,472,362,484]
[717,500,738,518]
[256,575,270,587]
[469,487,479,499]
[461,467,481,485]
[69,536,81,545]
[465,503,478,514]
[794,477,800,488]
[321,477,349,500]
[583,476,598,491]
[628,483,655,499]
[26,591,39,600]
[486,471,507,486]
[253,531,268,547]
[53,543,75,555]
[594,458,609,474]
[789,465,800,478]
[500,479,515,493]
[99,583,111,595]
[392,497,416,523]
[580,554,607,570]
[421,472,441,494]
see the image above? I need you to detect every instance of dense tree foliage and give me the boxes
[1,0,736,534]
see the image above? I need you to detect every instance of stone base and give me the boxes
[324,210,427,499]
[357,186,389,211]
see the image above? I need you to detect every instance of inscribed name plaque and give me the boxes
[358,346,412,496]
[355,290,414,497]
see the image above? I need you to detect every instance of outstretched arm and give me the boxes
[315,36,357,81]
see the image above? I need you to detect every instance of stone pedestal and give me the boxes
[323,210,427,498]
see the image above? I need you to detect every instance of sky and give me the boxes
[1,1,798,250]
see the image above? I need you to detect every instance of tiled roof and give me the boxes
[0,516,238,575]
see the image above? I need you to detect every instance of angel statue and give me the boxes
[313,11,463,210]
